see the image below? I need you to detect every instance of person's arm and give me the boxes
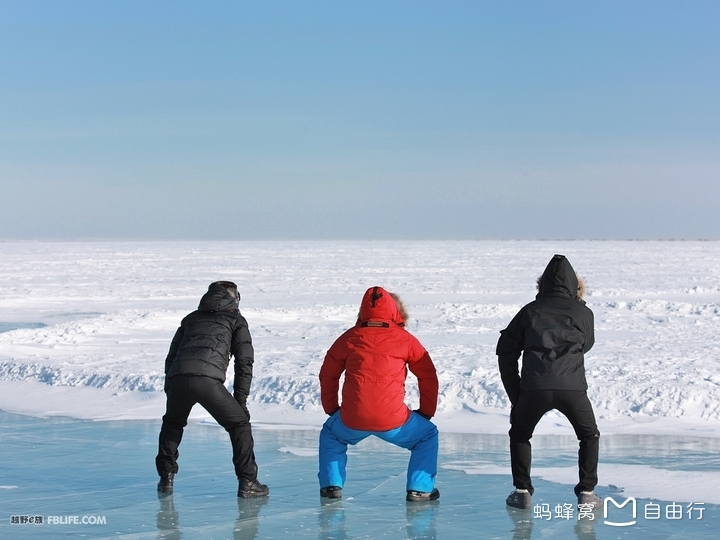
[231,316,254,404]
[407,337,438,419]
[496,310,525,405]
[164,326,184,376]
[319,341,346,415]
[582,308,595,354]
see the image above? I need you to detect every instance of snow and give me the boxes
[1,240,719,535]
[1,240,719,437]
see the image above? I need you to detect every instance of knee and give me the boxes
[319,422,340,445]
[417,425,438,448]
[224,420,250,434]
[424,423,438,439]
[161,416,187,430]
[509,428,532,443]
[579,431,600,443]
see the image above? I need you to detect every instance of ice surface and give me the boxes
[0,322,46,333]
[0,413,718,539]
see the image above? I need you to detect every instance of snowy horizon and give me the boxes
[1,240,719,440]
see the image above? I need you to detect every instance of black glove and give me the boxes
[509,387,522,407]
[328,408,340,417]
[241,403,250,421]
[414,409,432,420]
[235,394,250,421]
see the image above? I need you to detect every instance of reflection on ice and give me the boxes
[404,502,438,540]
[318,499,346,540]
[156,494,180,540]
[441,432,720,505]
[0,412,718,539]
[156,494,269,540]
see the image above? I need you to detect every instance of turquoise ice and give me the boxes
[1,412,718,539]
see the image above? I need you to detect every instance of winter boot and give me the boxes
[320,486,343,499]
[157,472,174,494]
[238,478,269,498]
[578,491,603,509]
[506,489,531,509]
[406,488,440,502]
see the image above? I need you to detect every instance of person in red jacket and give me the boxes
[318,286,440,502]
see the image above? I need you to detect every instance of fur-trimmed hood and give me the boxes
[198,282,240,312]
[536,255,586,301]
[357,286,407,327]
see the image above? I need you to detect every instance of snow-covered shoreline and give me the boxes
[3,379,720,440]
[1,240,719,437]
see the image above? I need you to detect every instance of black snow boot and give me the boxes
[406,488,440,502]
[157,472,174,494]
[320,486,342,499]
[506,489,531,509]
[238,478,269,498]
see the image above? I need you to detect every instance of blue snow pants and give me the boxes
[318,410,438,493]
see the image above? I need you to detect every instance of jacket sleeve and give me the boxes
[582,308,595,354]
[496,309,524,405]
[165,326,184,375]
[231,315,254,403]
[406,336,438,418]
[319,339,347,415]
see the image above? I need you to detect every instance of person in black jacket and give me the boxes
[497,255,601,510]
[155,281,268,498]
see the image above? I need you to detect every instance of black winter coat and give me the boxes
[496,255,595,404]
[164,284,254,403]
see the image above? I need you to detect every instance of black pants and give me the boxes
[509,389,599,496]
[156,375,258,481]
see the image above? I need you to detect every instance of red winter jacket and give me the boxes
[319,286,439,431]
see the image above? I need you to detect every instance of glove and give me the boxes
[234,394,250,421]
[240,403,250,421]
[413,409,432,420]
[328,408,340,417]
[509,387,522,407]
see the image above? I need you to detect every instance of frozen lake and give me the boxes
[1,412,717,539]
[1,240,720,538]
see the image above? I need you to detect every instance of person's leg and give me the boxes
[195,378,259,481]
[376,412,438,493]
[508,390,553,495]
[156,376,196,476]
[554,391,600,496]
[318,412,369,489]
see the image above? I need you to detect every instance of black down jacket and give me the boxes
[164,284,254,402]
[496,255,595,403]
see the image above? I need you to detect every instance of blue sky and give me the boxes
[0,1,718,239]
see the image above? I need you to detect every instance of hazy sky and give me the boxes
[1,1,718,239]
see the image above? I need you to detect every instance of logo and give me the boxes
[604,497,636,527]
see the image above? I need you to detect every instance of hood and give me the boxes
[358,286,405,326]
[537,254,579,300]
[198,284,239,312]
